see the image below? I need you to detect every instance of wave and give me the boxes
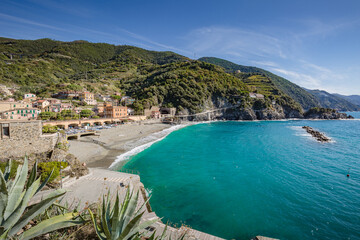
[109,124,189,169]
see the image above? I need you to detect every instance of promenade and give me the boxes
[60,168,225,240]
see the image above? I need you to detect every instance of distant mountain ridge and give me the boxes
[305,89,360,111]
[333,94,360,107]
[199,57,359,111]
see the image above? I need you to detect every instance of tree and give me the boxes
[39,112,57,120]
[80,109,94,118]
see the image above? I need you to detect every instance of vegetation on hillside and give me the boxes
[0,38,305,114]
[199,57,322,110]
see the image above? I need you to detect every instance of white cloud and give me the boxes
[270,68,322,89]
[185,26,287,60]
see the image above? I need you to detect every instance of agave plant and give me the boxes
[88,189,160,240]
[0,157,85,240]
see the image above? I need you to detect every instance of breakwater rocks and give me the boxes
[302,126,330,142]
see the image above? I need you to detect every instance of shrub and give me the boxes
[0,160,20,179]
[38,161,68,183]
[0,157,85,240]
[42,125,58,133]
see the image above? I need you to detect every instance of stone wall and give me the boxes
[0,120,58,159]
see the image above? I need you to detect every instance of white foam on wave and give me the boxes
[109,124,189,169]
[287,126,313,138]
[287,126,336,143]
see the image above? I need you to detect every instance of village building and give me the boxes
[34,99,51,112]
[160,107,177,117]
[127,108,135,116]
[0,85,13,97]
[93,102,112,117]
[79,92,97,105]
[51,102,73,113]
[249,93,265,99]
[52,91,80,99]
[24,93,36,99]
[0,101,33,112]
[0,121,58,159]
[144,106,161,119]
[0,108,40,120]
[104,105,128,118]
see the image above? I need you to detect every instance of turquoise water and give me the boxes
[121,113,360,240]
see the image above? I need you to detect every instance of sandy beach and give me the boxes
[68,122,171,168]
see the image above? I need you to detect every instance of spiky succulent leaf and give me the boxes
[89,209,107,240]
[117,211,144,240]
[3,160,11,182]
[2,176,39,233]
[21,212,85,240]
[36,168,54,194]
[111,194,121,239]
[120,190,140,237]
[8,188,66,236]
[4,158,28,220]
[0,171,8,224]
[26,161,37,190]
[101,196,111,239]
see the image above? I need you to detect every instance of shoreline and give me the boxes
[68,122,172,168]
[68,117,359,169]
[68,121,193,169]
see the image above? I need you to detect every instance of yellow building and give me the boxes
[79,92,97,105]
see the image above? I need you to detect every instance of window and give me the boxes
[2,123,9,138]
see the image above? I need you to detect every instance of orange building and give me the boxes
[104,105,127,118]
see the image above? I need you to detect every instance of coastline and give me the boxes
[68,117,359,169]
[68,122,173,168]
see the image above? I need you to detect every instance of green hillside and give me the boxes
[199,57,321,110]
[0,37,302,115]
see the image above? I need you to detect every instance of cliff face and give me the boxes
[184,98,303,121]
[304,111,352,120]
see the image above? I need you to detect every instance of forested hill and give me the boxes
[0,37,304,118]
[199,57,321,110]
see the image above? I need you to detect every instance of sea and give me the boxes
[118,112,360,240]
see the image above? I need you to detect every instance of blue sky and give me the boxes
[1,0,360,95]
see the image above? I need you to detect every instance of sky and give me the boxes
[1,0,360,95]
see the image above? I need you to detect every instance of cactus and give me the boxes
[0,157,85,240]
[88,188,160,240]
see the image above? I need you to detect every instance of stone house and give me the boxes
[0,121,58,159]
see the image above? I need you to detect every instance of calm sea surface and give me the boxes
[121,112,360,240]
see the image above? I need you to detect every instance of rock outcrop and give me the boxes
[302,126,330,142]
[304,108,354,119]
